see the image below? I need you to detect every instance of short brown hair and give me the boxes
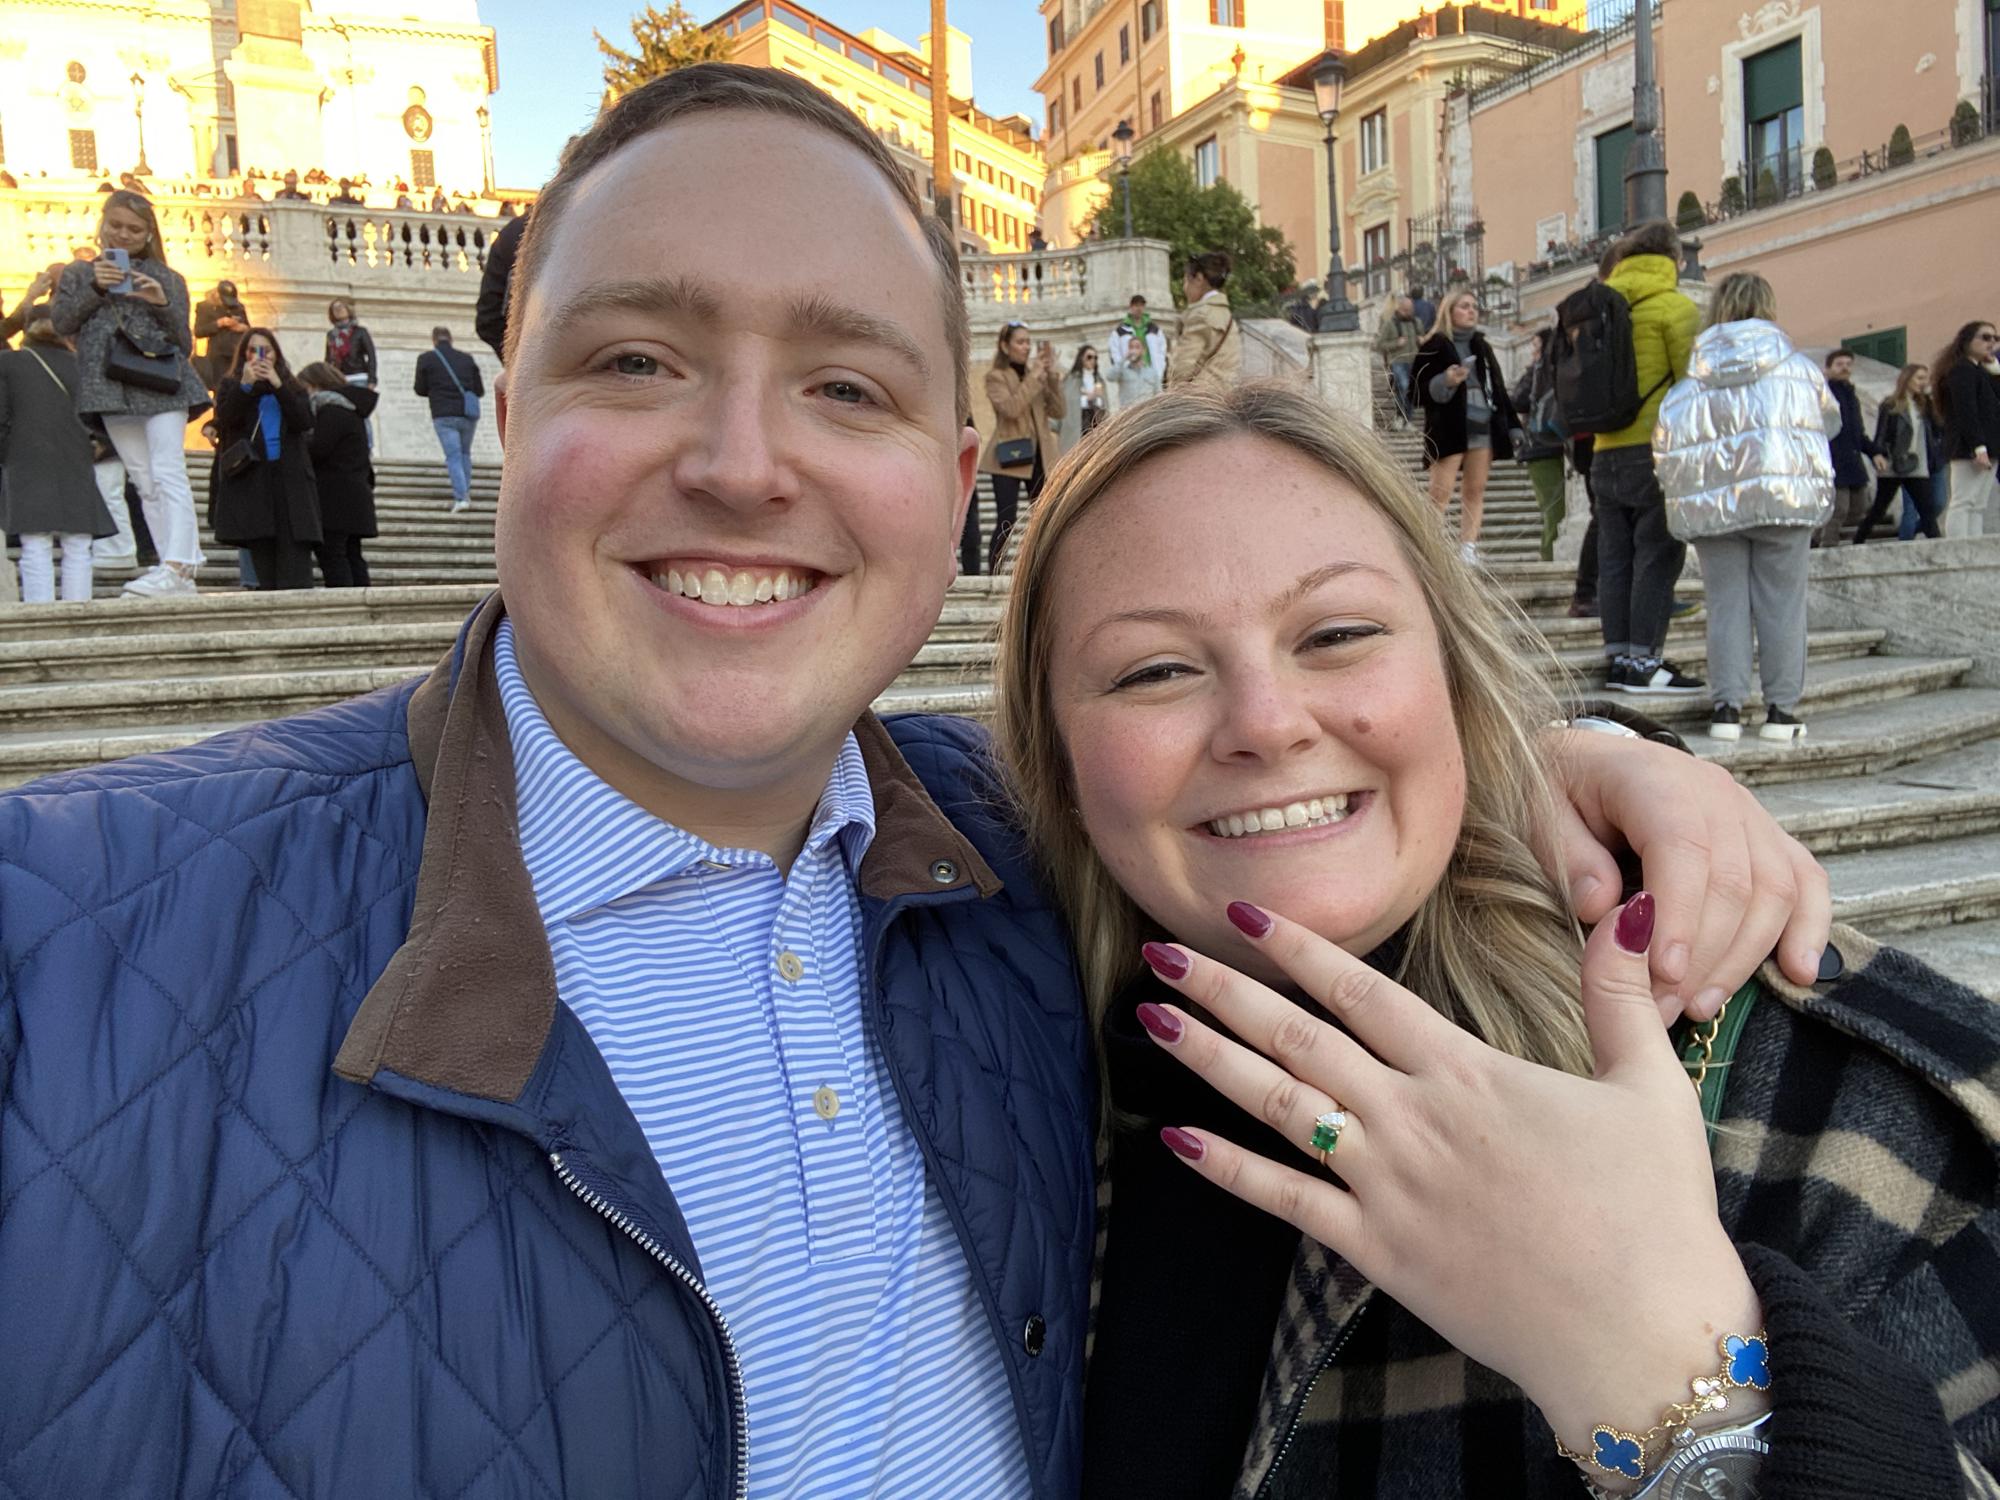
[1615,220,1681,262]
[297,361,347,392]
[1189,250,1232,289]
[506,63,970,422]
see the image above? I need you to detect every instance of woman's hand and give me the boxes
[1139,897,1766,1473]
[1541,728,1829,1018]
[92,260,125,292]
[1872,455,1890,475]
[1445,364,1469,387]
[130,272,167,307]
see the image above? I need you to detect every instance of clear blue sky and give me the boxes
[479,0,1053,189]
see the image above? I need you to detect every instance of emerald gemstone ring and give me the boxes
[1309,1108,1346,1164]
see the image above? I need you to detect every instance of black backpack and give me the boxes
[1552,281,1665,436]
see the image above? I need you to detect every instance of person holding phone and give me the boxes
[50,189,210,596]
[972,321,1063,574]
[208,328,322,590]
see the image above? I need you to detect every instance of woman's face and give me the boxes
[1046,432,1468,983]
[244,337,276,366]
[330,301,351,323]
[100,205,151,254]
[1082,349,1097,368]
[1912,367,1931,395]
[1450,296,1479,330]
[1005,327,1032,362]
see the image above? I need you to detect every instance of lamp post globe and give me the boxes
[1112,117,1135,240]
[1310,51,1358,332]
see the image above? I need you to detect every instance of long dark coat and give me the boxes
[208,380,322,546]
[0,344,116,537]
[305,386,378,538]
[1412,329,1518,465]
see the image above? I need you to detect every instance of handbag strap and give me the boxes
[434,348,468,395]
[1186,308,1236,382]
[25,348,70,399]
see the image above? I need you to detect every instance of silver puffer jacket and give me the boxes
[1652,318,1840,541]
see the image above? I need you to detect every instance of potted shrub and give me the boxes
[1951,99,1983,147]
[1754,165,1781,207]
[1887,123,1915,167]
[1675,190,1705,230]
[1720,175,1745,214]
[1811,146,1836,189]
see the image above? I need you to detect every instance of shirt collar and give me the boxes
[492,617,876,925]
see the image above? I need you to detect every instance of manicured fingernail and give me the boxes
[1136,1001,1183,1044]
[1614,892,1656,954]
[1694,986,1727,1019]
[1226,900,1273,938]
[1141,941,1190,980]
[1570,873,1603,907]
[1161,1126,1205,1161]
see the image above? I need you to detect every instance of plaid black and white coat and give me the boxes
[1101,927,2000,1500]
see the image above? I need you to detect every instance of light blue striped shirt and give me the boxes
[493,619,1028,1498]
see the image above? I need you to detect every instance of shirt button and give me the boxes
[776,950,805,982]
[813,1084,841,1120]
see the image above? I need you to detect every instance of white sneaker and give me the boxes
[121,564,197,598]
[449,498,472,514]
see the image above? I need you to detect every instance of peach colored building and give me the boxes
[1463,0,2000,363]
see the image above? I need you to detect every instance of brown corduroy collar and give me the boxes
[333,592,1001,1103]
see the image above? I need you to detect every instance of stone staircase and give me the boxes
[7,449,1997,997]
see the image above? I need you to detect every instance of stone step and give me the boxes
[1692,687,2000,787]
[0,585,493,641]
[1884,920,2000,999]
[1752,736,2000,855]
[1823,829,2000,934]
[1546,627,1885,682]
[1617,654,1973,728]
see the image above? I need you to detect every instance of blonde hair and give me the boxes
[1707,271,1776,328]
[1429,289,1479,341]
[992,382,1595,1075]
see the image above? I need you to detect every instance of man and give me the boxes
[274,169,309,201]
[1408,283,1437,332]
[1106,291,1165,408]
[413,324,485,513]
[475,207,528,361]
[1592,220,1705,695]
[1818,347,1881,547]
[1373,292,1423,425]
[329,177,363,206]
[193,278,250,390]
[1166,250,1241,390]
[0,64,1831,1498]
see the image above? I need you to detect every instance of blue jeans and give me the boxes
[1389,361,1413,421]
[432,415,477,504]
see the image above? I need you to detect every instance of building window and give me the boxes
[1049,14,1065,53]
[1359,108,1388,174]
[1119,24,1131,65]
[1841,327,1907,368]
[1073,77,1082,112]
[1593,123,1632,234]
[1094,51,1104,89]
[1050,96,1064,134]
[953,149,971,172]
[410,149,436,189]
[1193,135,1219,188]
[1001,170,1015,193]
[1363,222,1392,296]
[979,160,995,182]
[69,129,98,172]
[1150,90,1163,129]
[1210,0,1242,26]
[1141,0,1159,39]
[224,131,239,174]
[1743,37,1804,200]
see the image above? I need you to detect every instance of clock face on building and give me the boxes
[403,104,433,142]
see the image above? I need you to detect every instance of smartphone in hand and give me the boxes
[105,247,135,297]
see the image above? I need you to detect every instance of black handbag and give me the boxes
[220,412,264,479]
[105,327,185,394]
[994,436,1036,468]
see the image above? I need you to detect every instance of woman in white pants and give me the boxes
[0,319,117,602]
[51,190,210,597]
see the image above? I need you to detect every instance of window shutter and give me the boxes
[1594,124,1633,234]
[1742,38,1802,123]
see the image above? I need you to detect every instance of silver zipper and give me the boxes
[550,1151,749,1500]
[1253,1298,1371,1500]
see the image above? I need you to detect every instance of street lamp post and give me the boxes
[1112,118,1134,239]
[476,104,494,196]
[1624,0,1668,226]
[1310,51,1358,333]
[130,72,151,177]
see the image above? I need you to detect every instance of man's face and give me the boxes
[1396,297,1414,318]
[1828,354,1853,381]
[496,113,977,814]
[1129,300,1146,321]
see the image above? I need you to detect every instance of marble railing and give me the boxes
[959,237,1172,325]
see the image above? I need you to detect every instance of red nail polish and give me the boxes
[1136,1002,1183,1044]
[1614,891,1656,955]
[1141,942,1190,981]
[1161,1126,1205,1161]
[1226,901,1273,939]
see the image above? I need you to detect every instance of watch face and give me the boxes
[1661,1428,1771,1500]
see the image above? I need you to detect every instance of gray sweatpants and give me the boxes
[1691,524,1812,711]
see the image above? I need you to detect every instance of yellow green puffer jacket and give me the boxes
[1596,252,1701,450]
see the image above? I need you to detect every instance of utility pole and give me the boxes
[930,0,954,227]
[1624,0,1668,225]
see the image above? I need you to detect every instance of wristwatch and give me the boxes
[1585,1414,1770,1500]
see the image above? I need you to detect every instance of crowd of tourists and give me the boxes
[3,64,1994,1500]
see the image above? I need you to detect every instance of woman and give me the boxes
[0,317,117,602]
[1061,344,1108,449]
[1856,363,1945,542]
[1932,320,2000,539]
[50,189,210,598]
[1512,325,1569,562]
[323,298,378,390]
[297,360,378,587]
[1410,288,1517,565]
[1653,271,1837,744]
[210,328,321,590]
[969,321,1062,575]
[993,383,1996,1500]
